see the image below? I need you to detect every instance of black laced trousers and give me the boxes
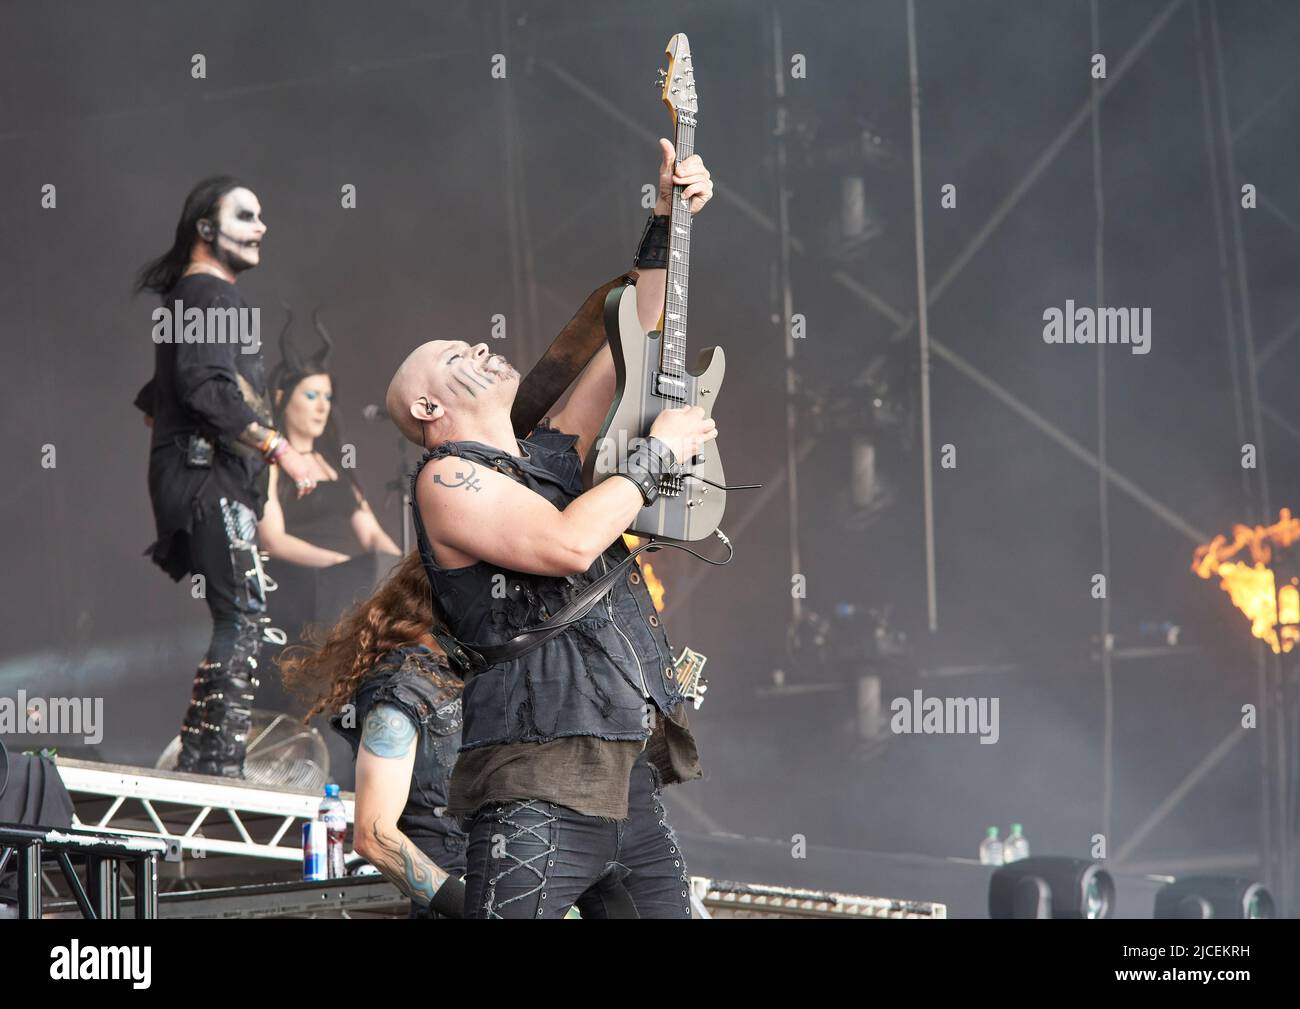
[462,749,692,919]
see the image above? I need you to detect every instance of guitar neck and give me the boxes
[661,109,696,386]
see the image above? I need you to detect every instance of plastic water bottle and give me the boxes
[978,826,1004,865]
[319,783,347,879]
[1004,822,1029,863]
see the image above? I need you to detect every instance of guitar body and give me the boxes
[581,283,727,541]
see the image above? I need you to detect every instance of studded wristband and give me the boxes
[615,436,682,506]
[645,436,682,473]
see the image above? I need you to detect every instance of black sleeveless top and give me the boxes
[409,422,689,751]
[279,476,359,555]
[329,644,467,873]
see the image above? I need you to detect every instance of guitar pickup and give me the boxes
[654,372,687,399]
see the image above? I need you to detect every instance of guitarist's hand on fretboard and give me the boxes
[654,137,713,216]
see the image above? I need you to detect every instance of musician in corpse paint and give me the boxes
[384,139,716,918]
[133,177,321,778]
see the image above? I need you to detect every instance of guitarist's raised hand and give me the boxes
[655,138,713,216]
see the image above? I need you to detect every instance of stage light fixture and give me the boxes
[1153,877,1273,919]
[988,856,1114,919]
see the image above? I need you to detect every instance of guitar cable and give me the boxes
[685,472,763,493]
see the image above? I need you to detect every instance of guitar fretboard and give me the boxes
[661,109,696,392]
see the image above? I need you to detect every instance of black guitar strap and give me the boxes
[430,540,660,679]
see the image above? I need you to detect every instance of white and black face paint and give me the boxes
[440,343,518,401]
[207,187,267,274]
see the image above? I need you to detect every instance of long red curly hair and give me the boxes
[278,550,455,722]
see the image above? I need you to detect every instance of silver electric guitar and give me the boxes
[581,32,727,542]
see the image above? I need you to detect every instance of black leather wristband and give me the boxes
[616,436,682,506]
[633,213,672,270]
[613,470,656,505]
[645,436,682,472]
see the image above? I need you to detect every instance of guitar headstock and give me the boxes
[659,32,698,119]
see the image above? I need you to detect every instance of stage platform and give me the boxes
[29,874,947,920]
[24,756,951,918]
[41,754,1175,918]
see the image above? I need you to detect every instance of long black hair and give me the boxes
[135,175,247,296]
[270,307,363,504]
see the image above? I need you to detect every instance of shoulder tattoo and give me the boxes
[361,702,417,758]
[432,459,483,493]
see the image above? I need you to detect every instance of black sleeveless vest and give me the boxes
[329,644,467,873]
[409,421,686,751]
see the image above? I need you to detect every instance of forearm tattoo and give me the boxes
[361,703,417,758]
[368,817,444,907]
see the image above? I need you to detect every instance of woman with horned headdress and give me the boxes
[258,307,402,568]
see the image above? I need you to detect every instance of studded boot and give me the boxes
[194,615,261,778]
[176,660,218,772]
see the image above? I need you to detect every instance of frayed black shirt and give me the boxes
[136,274,271,579]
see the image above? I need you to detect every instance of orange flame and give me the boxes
[623,533,666,612]
[1192,508,1300,653]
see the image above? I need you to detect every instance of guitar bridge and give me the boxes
[652,368,688,499]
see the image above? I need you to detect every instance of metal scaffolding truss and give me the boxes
[0,823,169,919]
[55,757,354,863]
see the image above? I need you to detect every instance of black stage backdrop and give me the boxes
[3,0,1299,899]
